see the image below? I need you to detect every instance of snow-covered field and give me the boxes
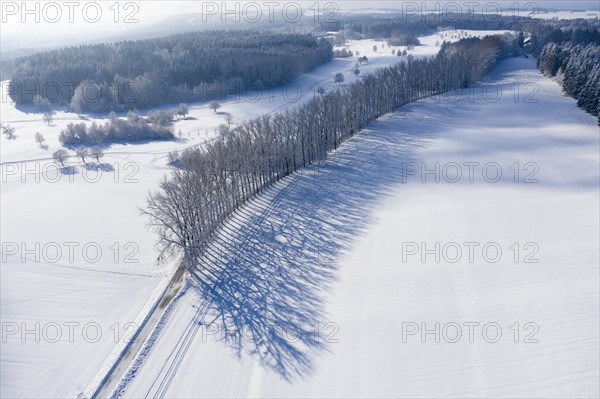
[1,30,500,399]
[3,29,597,399]
[118,57,599,398]
[337,30,512,60]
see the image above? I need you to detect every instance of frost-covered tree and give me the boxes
[53,149,68,166]
[167,150,179,166]
[333,48,354,58]
[225,113,234,127]
[35,132,45,146]
[90,146,104,163]
[209,101,221,113]
[177,103,189,118]
[59,114,174,146]
[147,109,176,126]
[127,110,141,123]
[34,95,51,112]
[76,147,89,163]
[109,111,119,125]
[70,80,111,114]
[43,112,53,126]
[539,41,600,117]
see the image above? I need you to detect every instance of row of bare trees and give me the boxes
[144,36,513,267]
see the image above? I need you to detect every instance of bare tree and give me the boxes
[225,113,234,127]
[167,150,179,166]
[90,146,104,163]
[43,112,53,126]
[34,132,46,146]
[353,68,361,78]
[372,45,378,52]
[334,72,345,84]
[76,146,89,163]
[53,149,69,166]
[1,125,16,139]
[209,101,221,113]
[218,124,229,136]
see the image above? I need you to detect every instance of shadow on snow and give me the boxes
[188,113,432,381]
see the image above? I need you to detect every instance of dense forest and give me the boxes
[145,35,520,263]
[7,30,332,112]
[535,26,600,122]
[539,42,600,120]
[520,23,600,122]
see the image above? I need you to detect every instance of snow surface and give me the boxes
[5,30,596,398]
[118,57,600,398]
[1,30,505,399]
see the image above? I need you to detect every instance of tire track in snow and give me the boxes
[89,259,186,399]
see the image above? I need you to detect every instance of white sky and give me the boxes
[1,1,598,52]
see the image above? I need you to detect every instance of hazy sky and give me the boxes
[1,1,598,52]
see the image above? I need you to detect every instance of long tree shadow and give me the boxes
[84,162,115,172]
[188,112,435,381]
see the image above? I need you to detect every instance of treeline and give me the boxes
[524,23,600,56]
[145,35,518,261]
[387,31,421,46]
[8,31,332,112]
[538,42,600,121]
[532,23,600,122]
[59,111,174,146]
[326,13,529,43]
[333,48,354,58]
[328,13,600,53]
